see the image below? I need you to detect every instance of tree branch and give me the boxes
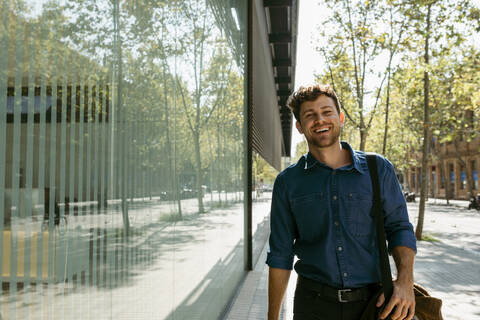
[203,62,233,126]
[366,69,388,130]
[345,0,363,111]
[322,50,359,127]
[176,76,195,134]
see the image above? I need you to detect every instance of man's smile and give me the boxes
[313,126,331,134]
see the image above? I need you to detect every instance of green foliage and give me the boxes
[431,46,480,143]
[312,0,479,174]
[313,0,417,150]
[294,140,308,160]
[20,0,246,212]
[420,233,440,242]
[253,152,279,186]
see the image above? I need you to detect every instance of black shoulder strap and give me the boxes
[366,153,394,303]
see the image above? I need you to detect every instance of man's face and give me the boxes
[295,95,344,149]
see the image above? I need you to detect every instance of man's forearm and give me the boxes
[268,267,291,320]
[378,246,416,320]
[392,246,415,285]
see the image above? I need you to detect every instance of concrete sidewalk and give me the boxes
[409,200,480,320]
[224,199,480,320]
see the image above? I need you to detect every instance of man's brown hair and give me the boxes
[287,84,341,123]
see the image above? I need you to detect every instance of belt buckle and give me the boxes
[337,289,352,302]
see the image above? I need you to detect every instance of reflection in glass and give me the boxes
[0,0,246,318]
[252,152,278,264]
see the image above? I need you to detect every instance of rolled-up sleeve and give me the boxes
[380,158,417,253]
[266,174,296,270]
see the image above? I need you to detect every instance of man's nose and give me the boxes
[313,113,327,123]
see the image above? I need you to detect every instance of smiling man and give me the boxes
[266,84,417,320]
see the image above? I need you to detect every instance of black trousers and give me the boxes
[293,278,379,320]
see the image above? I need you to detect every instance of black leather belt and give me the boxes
[297,276,380,303]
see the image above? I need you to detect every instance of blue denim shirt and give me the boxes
[266,142,416,289]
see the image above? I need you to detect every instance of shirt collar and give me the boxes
[303,152,319,170]
[303,141,369,174]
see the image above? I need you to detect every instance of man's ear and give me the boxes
[340,112,345,127]
[295,120,304,134]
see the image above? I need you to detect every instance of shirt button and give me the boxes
[338,246,343,252]
[343,272,348,278]
[334,221,339,227]
[333,195,337,200]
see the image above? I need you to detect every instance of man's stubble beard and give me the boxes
[306,126,341,149]
[310,136,337,148]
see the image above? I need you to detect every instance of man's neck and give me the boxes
[308,141,352,170]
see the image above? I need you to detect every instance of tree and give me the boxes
[316,0,390,150]
[315,50,360,148]
[63,0,192,220]
[175,0,234,213]
[365,63,421,176]
[415,1,432,241]
[406,0,476,240]
[379,0,410,155]
[128,2,185,217]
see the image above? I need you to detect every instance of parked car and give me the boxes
[160,187,198,201]
[180,187,197,199]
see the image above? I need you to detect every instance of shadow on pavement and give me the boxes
[415,240,480,292]
[163,215,271,320]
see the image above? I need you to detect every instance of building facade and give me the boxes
[406,137,480,200]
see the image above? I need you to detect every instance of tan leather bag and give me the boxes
[360,283,443,320]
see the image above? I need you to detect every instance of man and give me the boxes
[266,84,417,320]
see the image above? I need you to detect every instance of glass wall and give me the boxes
[252,151,278,264]
[0,0,246,319]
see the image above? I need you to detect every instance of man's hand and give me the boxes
[377,245,416,320]
[376,279,415,320]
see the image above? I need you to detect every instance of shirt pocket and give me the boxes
[345,192,373,237]
[290,193,327,242]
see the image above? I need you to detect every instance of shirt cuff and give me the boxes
[266,253,294,270]
[387,230,417,253]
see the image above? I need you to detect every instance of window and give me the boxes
[460,163,466,190]
[471,160,478,190]
[441,165,445,188]
[449,163,454,182]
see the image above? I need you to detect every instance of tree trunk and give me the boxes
[415,3,432,241]
[193,131,205,213]
[114,0,129,235]
[359,128,367,151]
[382,70,392,155]
[162,65,182,219]
[223,116,228,203]
[217,118,222,204]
